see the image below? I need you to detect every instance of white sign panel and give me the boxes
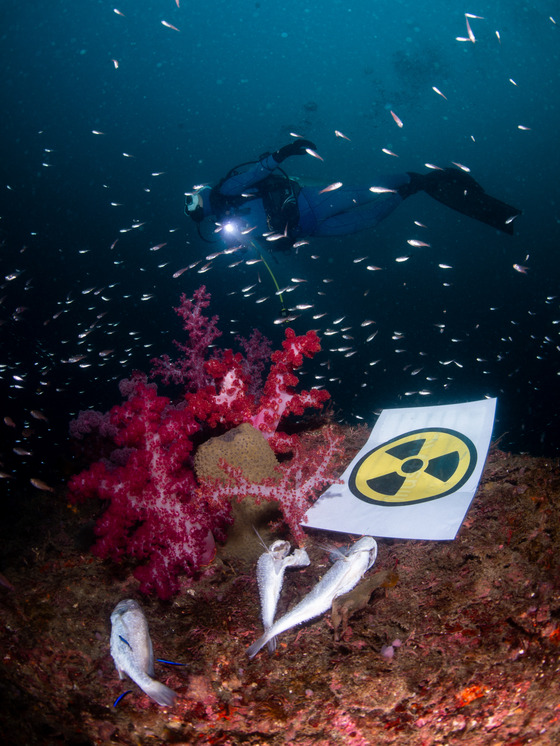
[304,398,496,541]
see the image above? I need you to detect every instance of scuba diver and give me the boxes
[184,138,521,252]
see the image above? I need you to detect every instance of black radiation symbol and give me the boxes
[349,427,477,506]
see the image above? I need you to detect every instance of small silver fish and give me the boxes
[256,537,310,653]
[110,599,177,706]
[247,536,377,659]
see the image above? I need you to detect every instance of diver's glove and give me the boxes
[273,139,317,163]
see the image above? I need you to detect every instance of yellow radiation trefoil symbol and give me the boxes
[349,428,477,506]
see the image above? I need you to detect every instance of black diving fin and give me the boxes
[418,167,521,235]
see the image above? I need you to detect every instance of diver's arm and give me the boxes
[218,154,279,197]
[218,140,316,197]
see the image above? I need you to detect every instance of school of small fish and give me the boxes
[1,5,558,510]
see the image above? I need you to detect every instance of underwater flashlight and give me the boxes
[223,221,238,234]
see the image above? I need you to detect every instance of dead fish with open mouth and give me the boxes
[255,533,310,653]
[247,536,377,659]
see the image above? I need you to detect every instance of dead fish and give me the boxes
[255,534,310,653]
[247,537,377,659]
[110,599,177,707]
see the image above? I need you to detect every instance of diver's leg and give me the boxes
[304,174,410,237]
[313,192,404,236]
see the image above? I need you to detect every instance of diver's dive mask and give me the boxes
[184,188,207,222]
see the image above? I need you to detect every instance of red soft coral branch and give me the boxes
[184,328,329,437]
[251,328,329,438]
[185,349,254,429]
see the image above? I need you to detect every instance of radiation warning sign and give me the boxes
[349,427,477,506]
[304,398,496,541]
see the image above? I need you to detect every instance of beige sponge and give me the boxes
[194,422,279,484]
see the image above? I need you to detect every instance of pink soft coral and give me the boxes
[68,287,333,598]
[185,327,329,442]
[68,373,231,599]
[150,285,221,389]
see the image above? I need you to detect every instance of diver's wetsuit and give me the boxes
[208,154,410,242]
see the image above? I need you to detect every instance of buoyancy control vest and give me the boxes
[214,162,301,238]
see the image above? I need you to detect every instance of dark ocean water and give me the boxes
[1,0,559,500]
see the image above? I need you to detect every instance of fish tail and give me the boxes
[137,673,177,706]
[247,633,271,659]
[146,680,177,707]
